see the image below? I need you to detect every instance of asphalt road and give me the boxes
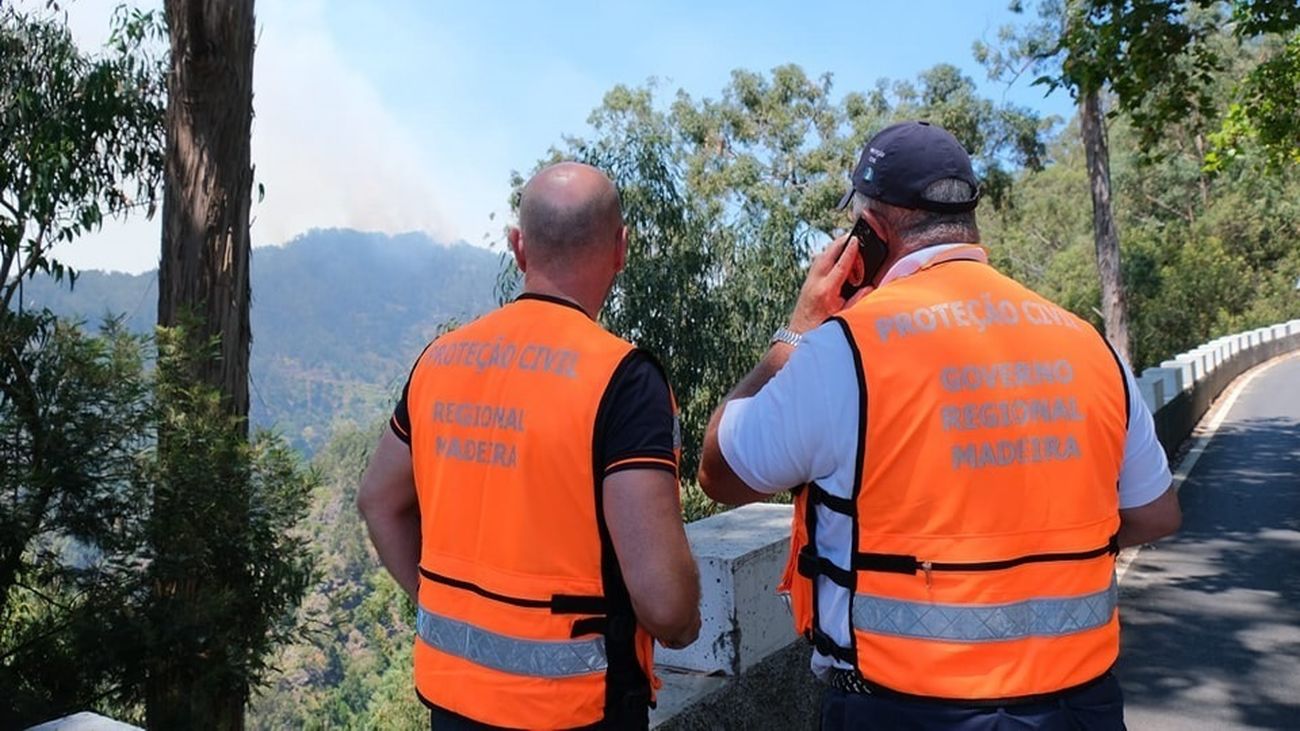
[1117,353,1300,730]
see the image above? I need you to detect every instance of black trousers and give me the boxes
[430,705,609,731]
[430,705,498,730]
[820,674,1127,731]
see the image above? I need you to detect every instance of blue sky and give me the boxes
[54,0,1073,274]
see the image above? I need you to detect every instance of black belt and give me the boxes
[822,668,1115,709]
[824,668,877,696]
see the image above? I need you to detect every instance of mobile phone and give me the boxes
[839,216,889,300]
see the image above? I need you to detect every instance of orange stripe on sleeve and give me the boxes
[605,456,678,474]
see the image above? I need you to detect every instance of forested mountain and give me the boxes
[23,229,501,452]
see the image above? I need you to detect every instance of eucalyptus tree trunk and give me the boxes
[157,0,254,423]
[150,1,255,728]
[1080,88,1131,363]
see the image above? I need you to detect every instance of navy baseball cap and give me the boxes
[837,120,981,213]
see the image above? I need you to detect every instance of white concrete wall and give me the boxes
[1134,318,1300,415]
[655,503,794,675]
[28,713,141,731]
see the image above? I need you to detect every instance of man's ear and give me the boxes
[508,227,527,273]
[614,226,628,273]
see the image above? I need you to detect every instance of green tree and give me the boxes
[0,314,152,727]
[980,1,1300,361]
[247,423,423,730]
[514,64,1042,488]
[1209,32,1300,169]
[983,80,1300,371]
[977,0,1150,361]
[0,3,164,308]
[0,5,163,725]
[140,327,318,728]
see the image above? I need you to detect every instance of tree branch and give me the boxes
[0,197,23,295]
[1,226,49,311]
[0,614,75,663]
[1141,191,1195,225]
[13,577,76,613]
[0,246,16,300]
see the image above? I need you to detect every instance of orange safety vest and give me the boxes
[779,248,1129,702]
[407,294,663,729]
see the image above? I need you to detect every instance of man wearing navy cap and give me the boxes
[698,121,1181,729]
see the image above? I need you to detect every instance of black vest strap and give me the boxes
[550,594,610,615]
[806,481,855,515]
[796,483,857,585]
[809,627,857,664]
[419,567,608,615]
[853,552,921,575]
[570,616,607,639]
[798,481,860,667]
[797,546,855,588]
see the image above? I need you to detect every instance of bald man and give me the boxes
[358,162,701,730]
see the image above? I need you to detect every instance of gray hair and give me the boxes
[856,179,980,247]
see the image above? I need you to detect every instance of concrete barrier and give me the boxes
[1144,319,1300,455]
[650,503,814,728]
[654,641,822,731]
[656,503,795,676]
[1136,373,1164,414]
[27,713,141,730]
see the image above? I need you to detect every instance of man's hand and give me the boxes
[1118,485,1181,548]
[788,234,872,333]
[698,236,869,506]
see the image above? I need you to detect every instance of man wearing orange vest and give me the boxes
[698,121,1181,730]
[358,162,701,730]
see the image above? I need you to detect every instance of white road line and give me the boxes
[1116,350,1300,584]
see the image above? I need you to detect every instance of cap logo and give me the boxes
[863,167,874,182]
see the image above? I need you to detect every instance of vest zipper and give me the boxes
[854,535,1119,578]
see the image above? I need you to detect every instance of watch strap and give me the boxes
[771,327,803,348]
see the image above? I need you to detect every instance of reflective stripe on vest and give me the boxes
[853,577,1117,643]
[417,606,608,678]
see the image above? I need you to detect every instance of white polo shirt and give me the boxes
[718,245,1173,676]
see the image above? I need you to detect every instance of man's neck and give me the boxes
[877,242,986,287]
[520,276,599,319]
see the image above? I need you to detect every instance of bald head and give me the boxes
[518,162,623,267]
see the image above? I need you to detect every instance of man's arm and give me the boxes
[698,349,796,506]
[1112,352,1179,549]
[699,235,864,505]
[603,469,700,649]
[1118,485,1181,548]
[356,428,421,602]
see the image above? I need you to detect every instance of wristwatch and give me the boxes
[771,327,803,348]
